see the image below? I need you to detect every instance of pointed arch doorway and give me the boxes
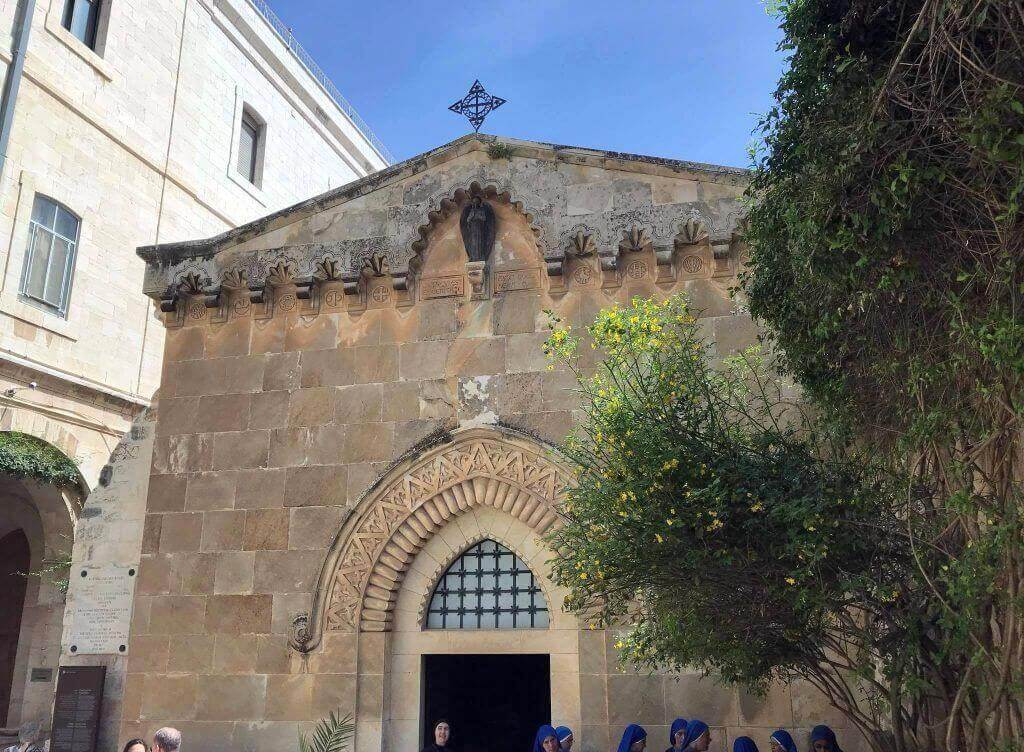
[420,538,552,752]
[303,427,582,752]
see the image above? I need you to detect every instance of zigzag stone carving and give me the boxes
[322,434,568,634]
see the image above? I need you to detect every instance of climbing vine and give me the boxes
[741,0,1024,749]
[0,431,80,489]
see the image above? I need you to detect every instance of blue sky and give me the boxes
[269,1,786,168]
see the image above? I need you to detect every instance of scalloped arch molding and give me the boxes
[301,426,570,648]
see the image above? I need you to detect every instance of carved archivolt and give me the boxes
[299,427,570,648]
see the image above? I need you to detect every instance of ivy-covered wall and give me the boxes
[0,432,80,489]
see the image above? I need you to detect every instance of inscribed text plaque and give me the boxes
[66,565,136,655]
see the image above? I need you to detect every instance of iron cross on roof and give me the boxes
[449,80,506,132]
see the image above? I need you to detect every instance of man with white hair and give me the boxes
[153,728,181,752]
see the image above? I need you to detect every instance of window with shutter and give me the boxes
[20,195,80,318]
[238,112,260,185]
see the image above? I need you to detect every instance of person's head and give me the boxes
[534,725,559,752]
[769,730,797,752]
[555,726,573,752]
[809,726,839,752]
[152,728,180,752]
[670,719,688,749]
[122,739,148,752]
[732,737,758,752]
[677,720,710,752]
[434,720,451,747]
[616,724,647,752]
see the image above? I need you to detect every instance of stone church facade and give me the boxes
[68,135,853,752]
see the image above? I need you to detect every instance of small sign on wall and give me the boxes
[51,666,105,752]
[65,564,137,655]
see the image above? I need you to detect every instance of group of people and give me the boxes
[605,721,845,752]
[422,718,846,752]
[121,727,180,752]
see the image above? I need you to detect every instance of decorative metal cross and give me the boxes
[449,80,506,132]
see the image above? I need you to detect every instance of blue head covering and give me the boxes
[809,726,842,752]
[554,727,573,746]
[669,719,688,747]
[533,726,558,752]
[615,724,648,752]
[769,730,797,752]
[679,720,709,751]
[732,738,758,752]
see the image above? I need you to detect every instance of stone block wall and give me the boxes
[107,139,867,752]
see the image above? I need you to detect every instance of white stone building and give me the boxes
[0,0,389,737]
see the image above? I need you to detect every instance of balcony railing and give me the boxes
[246,0,395,165]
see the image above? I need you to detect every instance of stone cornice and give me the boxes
[137,134,750,268]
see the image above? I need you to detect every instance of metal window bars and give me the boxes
[427,539,550,630]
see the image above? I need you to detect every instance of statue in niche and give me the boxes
[459,196,496,263]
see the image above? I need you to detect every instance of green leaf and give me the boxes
[298,711,355,752]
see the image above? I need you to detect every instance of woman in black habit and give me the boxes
[422,719,454,752]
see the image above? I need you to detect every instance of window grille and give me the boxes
[237,111,261,185]
[20,195,80,318]
[427,539,549,630]
[63,0,100,49]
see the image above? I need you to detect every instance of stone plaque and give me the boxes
[67,565,136,655]
[493,268,540,293]
[30,667,53,682]
[420,275,465,300]
[51,665,105,752]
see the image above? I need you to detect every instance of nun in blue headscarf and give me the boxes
[809,726,842,752]
[733,738,759,752]
[666,718,688,752]
[554,727,573,752]
[677,720,710,752]
[768,730,798,752]
[615,724,648,752]
[532,725,559,752]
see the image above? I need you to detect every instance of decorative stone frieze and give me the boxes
[140,135,748,321]
[300,427,569,646]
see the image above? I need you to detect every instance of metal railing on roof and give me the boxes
[245,0,395,166]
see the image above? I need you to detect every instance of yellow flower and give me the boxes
[615,640,624,649]
[579,572,588,580]
[749,502,764,513]
[785,577,797,585]
[655,534,664,544]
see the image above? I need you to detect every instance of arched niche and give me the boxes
[299,426,572,649]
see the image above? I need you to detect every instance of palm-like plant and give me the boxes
[299,711,355,752]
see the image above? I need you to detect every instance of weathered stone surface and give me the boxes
[112,135,798,752]
[202,510,246,551]
[158,512,203,553]
[205,594,273,634]
[187,472,237,511]
[244,509,290,550]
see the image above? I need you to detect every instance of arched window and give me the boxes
[427,539,548,630]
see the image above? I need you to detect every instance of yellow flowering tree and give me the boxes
[544,295,929,751]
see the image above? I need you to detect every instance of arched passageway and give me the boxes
[0,530,30,726]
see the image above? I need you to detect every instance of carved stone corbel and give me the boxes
[710,234,732,277]
[616,225,656,285]
[673,218,712,279]
[360,252,395,308]
[465,260,487,300]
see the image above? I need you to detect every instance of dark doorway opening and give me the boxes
[422,654,550,752]
[0,529,30,726]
